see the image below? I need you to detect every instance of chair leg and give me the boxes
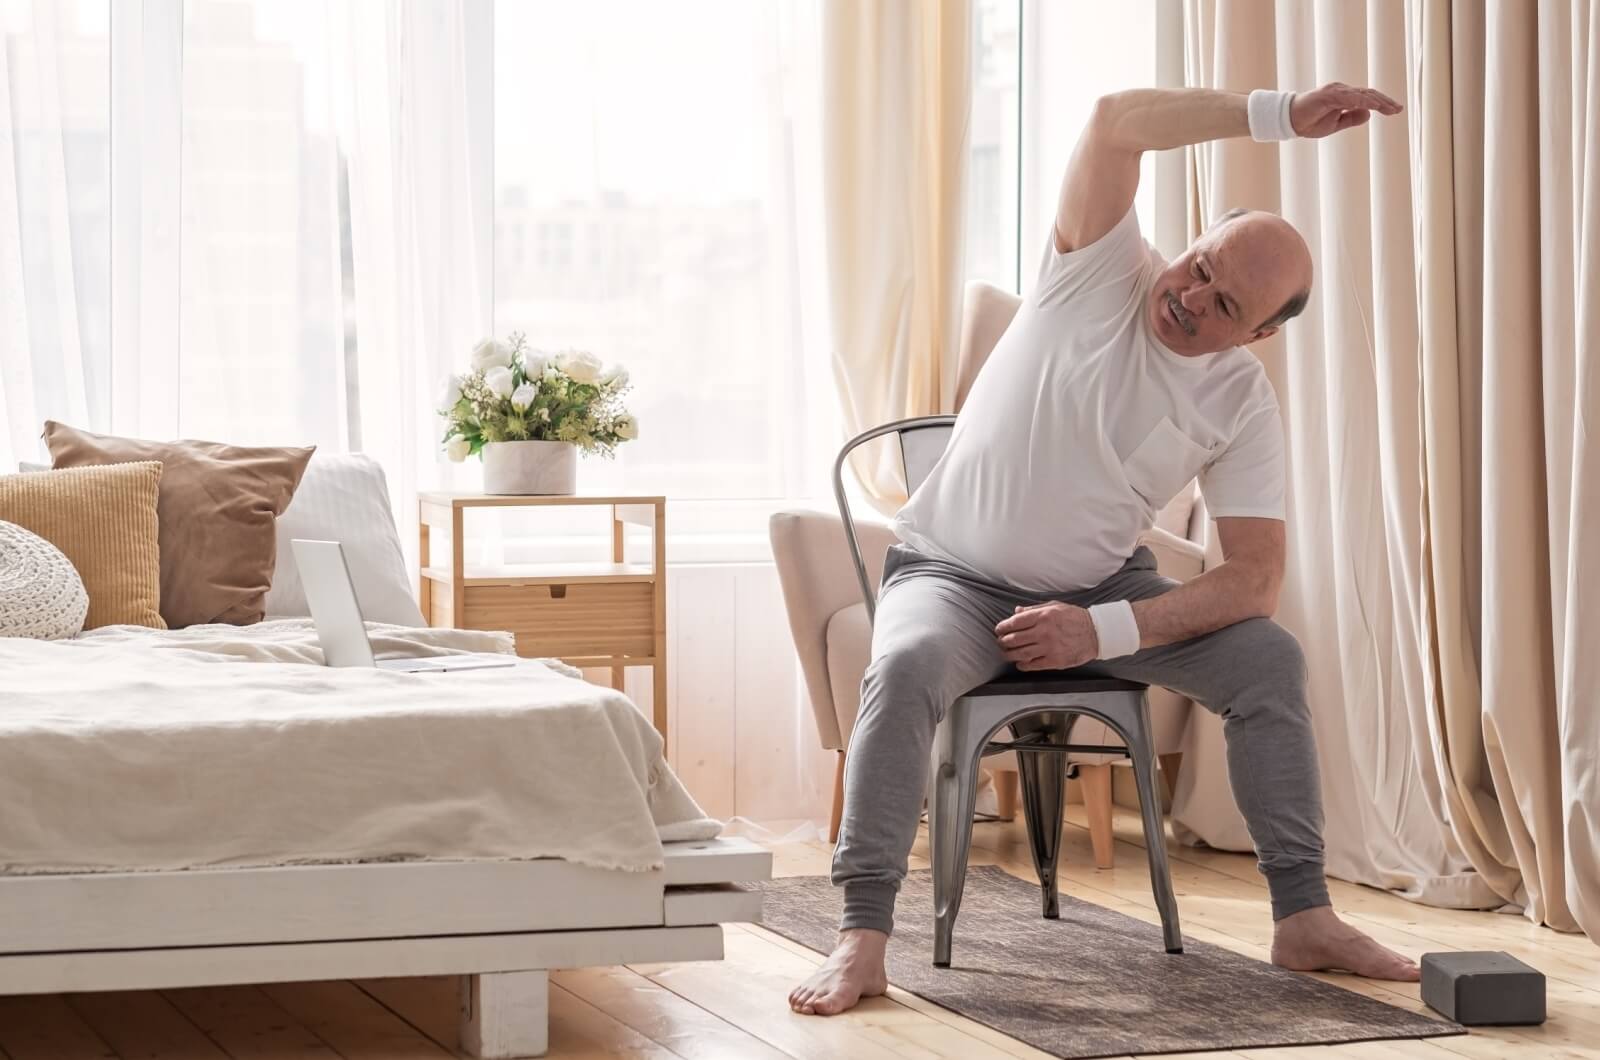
[994,768,1020,821]
[828,750,846,844]
[929,704,981,968]
[1079,762,1116,869]
[1013,714,1069,919]
[1127,704,1183,954]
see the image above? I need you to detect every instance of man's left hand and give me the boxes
[994,602,1099,671]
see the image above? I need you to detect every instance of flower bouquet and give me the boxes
[439,333,636,494]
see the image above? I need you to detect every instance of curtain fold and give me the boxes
[1182,0,1599,940]
[821,0,970,510]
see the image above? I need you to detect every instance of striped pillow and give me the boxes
[0,462,165,629]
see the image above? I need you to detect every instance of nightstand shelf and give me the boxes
[417,492,668,742]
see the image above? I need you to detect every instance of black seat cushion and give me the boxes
[966,667,1146,697]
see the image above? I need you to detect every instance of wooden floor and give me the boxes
[3,807,1595,1060]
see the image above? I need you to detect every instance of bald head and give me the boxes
[1147,207,1313,355]
[1208,208,1313,331]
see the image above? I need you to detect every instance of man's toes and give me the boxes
[812,990,846,1016]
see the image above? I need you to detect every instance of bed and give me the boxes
[0,621,770,1058]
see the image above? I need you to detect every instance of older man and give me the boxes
[790,82,1411,1016]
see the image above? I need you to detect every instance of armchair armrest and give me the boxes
[1137,524,1206,584]
[769,509,897,750]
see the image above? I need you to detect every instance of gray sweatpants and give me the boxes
[833,542,1330,935]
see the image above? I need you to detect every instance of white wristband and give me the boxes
[1247,89,1298,142]
[1087,600,1142,660]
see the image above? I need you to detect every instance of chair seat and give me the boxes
[965,668,1147,697]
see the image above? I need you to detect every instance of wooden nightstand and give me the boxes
[417,493,668,741]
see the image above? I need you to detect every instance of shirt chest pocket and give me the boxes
[1121,417,1214,510]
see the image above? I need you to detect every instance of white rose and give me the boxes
[471,337,513,371]
[555,349,603,384]
[600,365,630,389]
[445,437,471,462]
[484,366,515,398]
[523,353,548,378]
[438,373,464,409]
[511,382,536,411]
[615,414,639,440]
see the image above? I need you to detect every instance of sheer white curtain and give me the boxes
[0,0,109,470]
[333,0,488,537]
[1,0,487,541]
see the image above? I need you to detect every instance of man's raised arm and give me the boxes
[1055,84,1402,254]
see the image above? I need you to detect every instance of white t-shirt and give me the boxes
[892,208,1285,593]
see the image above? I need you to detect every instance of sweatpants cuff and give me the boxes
[840,881,897,935]
[1266,860,1331,920]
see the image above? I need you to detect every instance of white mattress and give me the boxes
[0,621,720,875]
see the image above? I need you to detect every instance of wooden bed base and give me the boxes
[0,837,771,1059]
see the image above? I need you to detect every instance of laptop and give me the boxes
[293,538,517,673]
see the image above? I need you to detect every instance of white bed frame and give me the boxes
[0,837,771,1058]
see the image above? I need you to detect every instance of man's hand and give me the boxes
[994,602,1098,671]
[1290,82,1402,139]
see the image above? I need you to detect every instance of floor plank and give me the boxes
[0,995,118,1060]
[351,978,459,1054]
[552,964,791,1060]
[258,981,453,1059]
[66,991,230,1059]
[161,986,341,1059]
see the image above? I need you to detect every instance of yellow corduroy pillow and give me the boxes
[0,462,165,630]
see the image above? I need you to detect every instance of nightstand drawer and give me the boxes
[462,581,656,657]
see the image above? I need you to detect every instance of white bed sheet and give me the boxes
[0,620,720,875]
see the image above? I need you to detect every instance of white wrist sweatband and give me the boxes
[1247,89,1298,142]
[1087,600,1142,660]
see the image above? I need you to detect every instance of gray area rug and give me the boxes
[761,867,1463,1059]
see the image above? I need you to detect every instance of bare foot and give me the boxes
[1271,905,1420,981]
[788,928,889,1016]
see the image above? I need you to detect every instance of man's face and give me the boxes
[1146,216,1306,356]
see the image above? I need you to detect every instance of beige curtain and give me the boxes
[1179,0,1599,940]
[822,0,971,511]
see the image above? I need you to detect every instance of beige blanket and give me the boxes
[0,620,720,875]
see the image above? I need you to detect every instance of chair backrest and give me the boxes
[832,415,956,623]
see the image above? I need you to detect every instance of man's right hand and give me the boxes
[1289,82,1403,139]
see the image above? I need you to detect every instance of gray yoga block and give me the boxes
[1421,951,1545,1025]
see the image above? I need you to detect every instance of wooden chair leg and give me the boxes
[1080,762,1115,869]
[828,750,846,844]
[1159,752,1183,802]
[995,768,1020,821]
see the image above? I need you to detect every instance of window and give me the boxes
[965,0,1020,292]
[177,0,343,448]
[1019,0,1173,271]
[493,0,837,505]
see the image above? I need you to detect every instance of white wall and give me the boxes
[585,562,836,824]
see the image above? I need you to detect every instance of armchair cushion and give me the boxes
[770,508,898,750]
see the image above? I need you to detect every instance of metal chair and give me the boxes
[833,415,1184,967]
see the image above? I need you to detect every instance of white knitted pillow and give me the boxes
[0,519,90,639]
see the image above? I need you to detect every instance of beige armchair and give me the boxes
[771,281,1213,866]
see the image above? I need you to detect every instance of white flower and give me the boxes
[615,414,639,440]
[438,373,464,409]
[538,407,550,421]
[511,382,536,411]
[445,437,471,462]
[600,365,630,389]
[523,352,548,379]
[484,365,515,398]
[471,337,513,371]
[555,349,603,384]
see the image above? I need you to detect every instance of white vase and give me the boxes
[481,440,577,495]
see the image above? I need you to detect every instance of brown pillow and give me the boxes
[0,462,165,629]
[44,421,315,628]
